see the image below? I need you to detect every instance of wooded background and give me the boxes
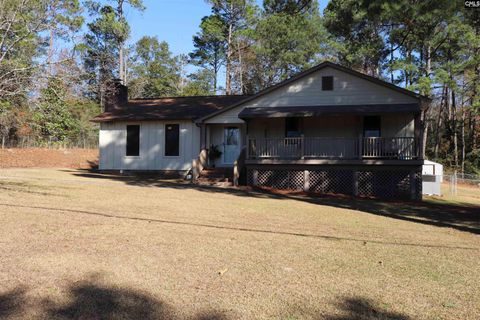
[0,0,478,173]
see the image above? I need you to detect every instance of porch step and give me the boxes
[197,167,233,186]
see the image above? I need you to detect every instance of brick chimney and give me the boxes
[104,79,128,112]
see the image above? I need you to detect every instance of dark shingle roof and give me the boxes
[91,95,249,123]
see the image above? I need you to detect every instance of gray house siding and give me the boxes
[99,121,200,171]
[204,66,418,124]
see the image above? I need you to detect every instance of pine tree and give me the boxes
[128,36,181,98]
[250,0,326,89]
[81,4,128,107]
[33,78,76,142]
[206,0,256,95]
[190,14,227,94]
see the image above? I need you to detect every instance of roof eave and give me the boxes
[91,116,197,123]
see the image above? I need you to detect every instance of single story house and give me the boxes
[92,61,430,200]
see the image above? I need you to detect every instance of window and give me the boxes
[225,127,239,146]
[322,76,333,91]
[363,116,381,137]
[285,117,302,137]
[165,124,180,156]
[126,125,140,156]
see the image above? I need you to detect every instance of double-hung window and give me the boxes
[165,124,180,156]
[126,125,140,156]
[363,116,381,138]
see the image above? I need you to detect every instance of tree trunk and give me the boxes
[390,48,394,83]
[434,85,446,158]
[48,27,54,75]
[461,106,466,173]
[426,45,431,79]
[99,70,105,111]
[119,45,124,83]
[405,50,411,87]
[117,0,125,83]
[470,114,478,151]
[444,86,451,161]
[237,38,244,94]
[471,24,480,151]
[124,47,128,84]
[452,89,458,168]
[213,49,218,94]
[389,25,394,83]
[422,112,429,160]
[225,22,233,95]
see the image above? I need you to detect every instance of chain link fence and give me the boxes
[1,135,98,149]
[444,172,480,198]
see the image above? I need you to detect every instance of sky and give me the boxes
[123,0,330,56]
[116,0,329,89]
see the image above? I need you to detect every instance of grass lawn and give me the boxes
[0,169,479,320]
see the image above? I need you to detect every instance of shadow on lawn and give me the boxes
[323,297,410,320]
[1,276,229,320]
[0,287,27,318]
[290,297,411,320]
[70,170,480,236]
[1,277,411,320]
[42,277,230,320]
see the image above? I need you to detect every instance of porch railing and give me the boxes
[247,136,418,160]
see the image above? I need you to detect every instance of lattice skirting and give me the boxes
[247,166,422,200]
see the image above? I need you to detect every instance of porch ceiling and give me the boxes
[238,103,420,119]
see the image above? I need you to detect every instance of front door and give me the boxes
[223,127,240,165]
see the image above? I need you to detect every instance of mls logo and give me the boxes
[465,1,480,8]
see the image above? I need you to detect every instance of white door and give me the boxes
[223,127,240,164]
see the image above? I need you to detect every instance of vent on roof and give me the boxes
[322,76,333,91]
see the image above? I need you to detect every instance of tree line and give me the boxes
[0,0,478,173]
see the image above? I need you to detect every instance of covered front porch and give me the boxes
[240,106,423,163]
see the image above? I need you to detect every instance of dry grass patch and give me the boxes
[0,169,479,320]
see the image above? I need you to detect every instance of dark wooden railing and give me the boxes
[247,136,418,160]
[361,137,416,159]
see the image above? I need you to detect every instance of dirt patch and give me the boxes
[0,148,98,169]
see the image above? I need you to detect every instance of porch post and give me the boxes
[253,169,258,186]
[192,159,199,181]
[199,124,208,169]
[300,134,305,159]
[303,170,310,192]
[246,134,250,159]
[358,135,363,159]
[414,112,424,160]
[200,124,207,150]
[242,120,248,148]
[357,116,363,159]
[409,170,417,200]
[353,171,359,197]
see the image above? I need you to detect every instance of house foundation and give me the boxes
[247,165,422,200]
